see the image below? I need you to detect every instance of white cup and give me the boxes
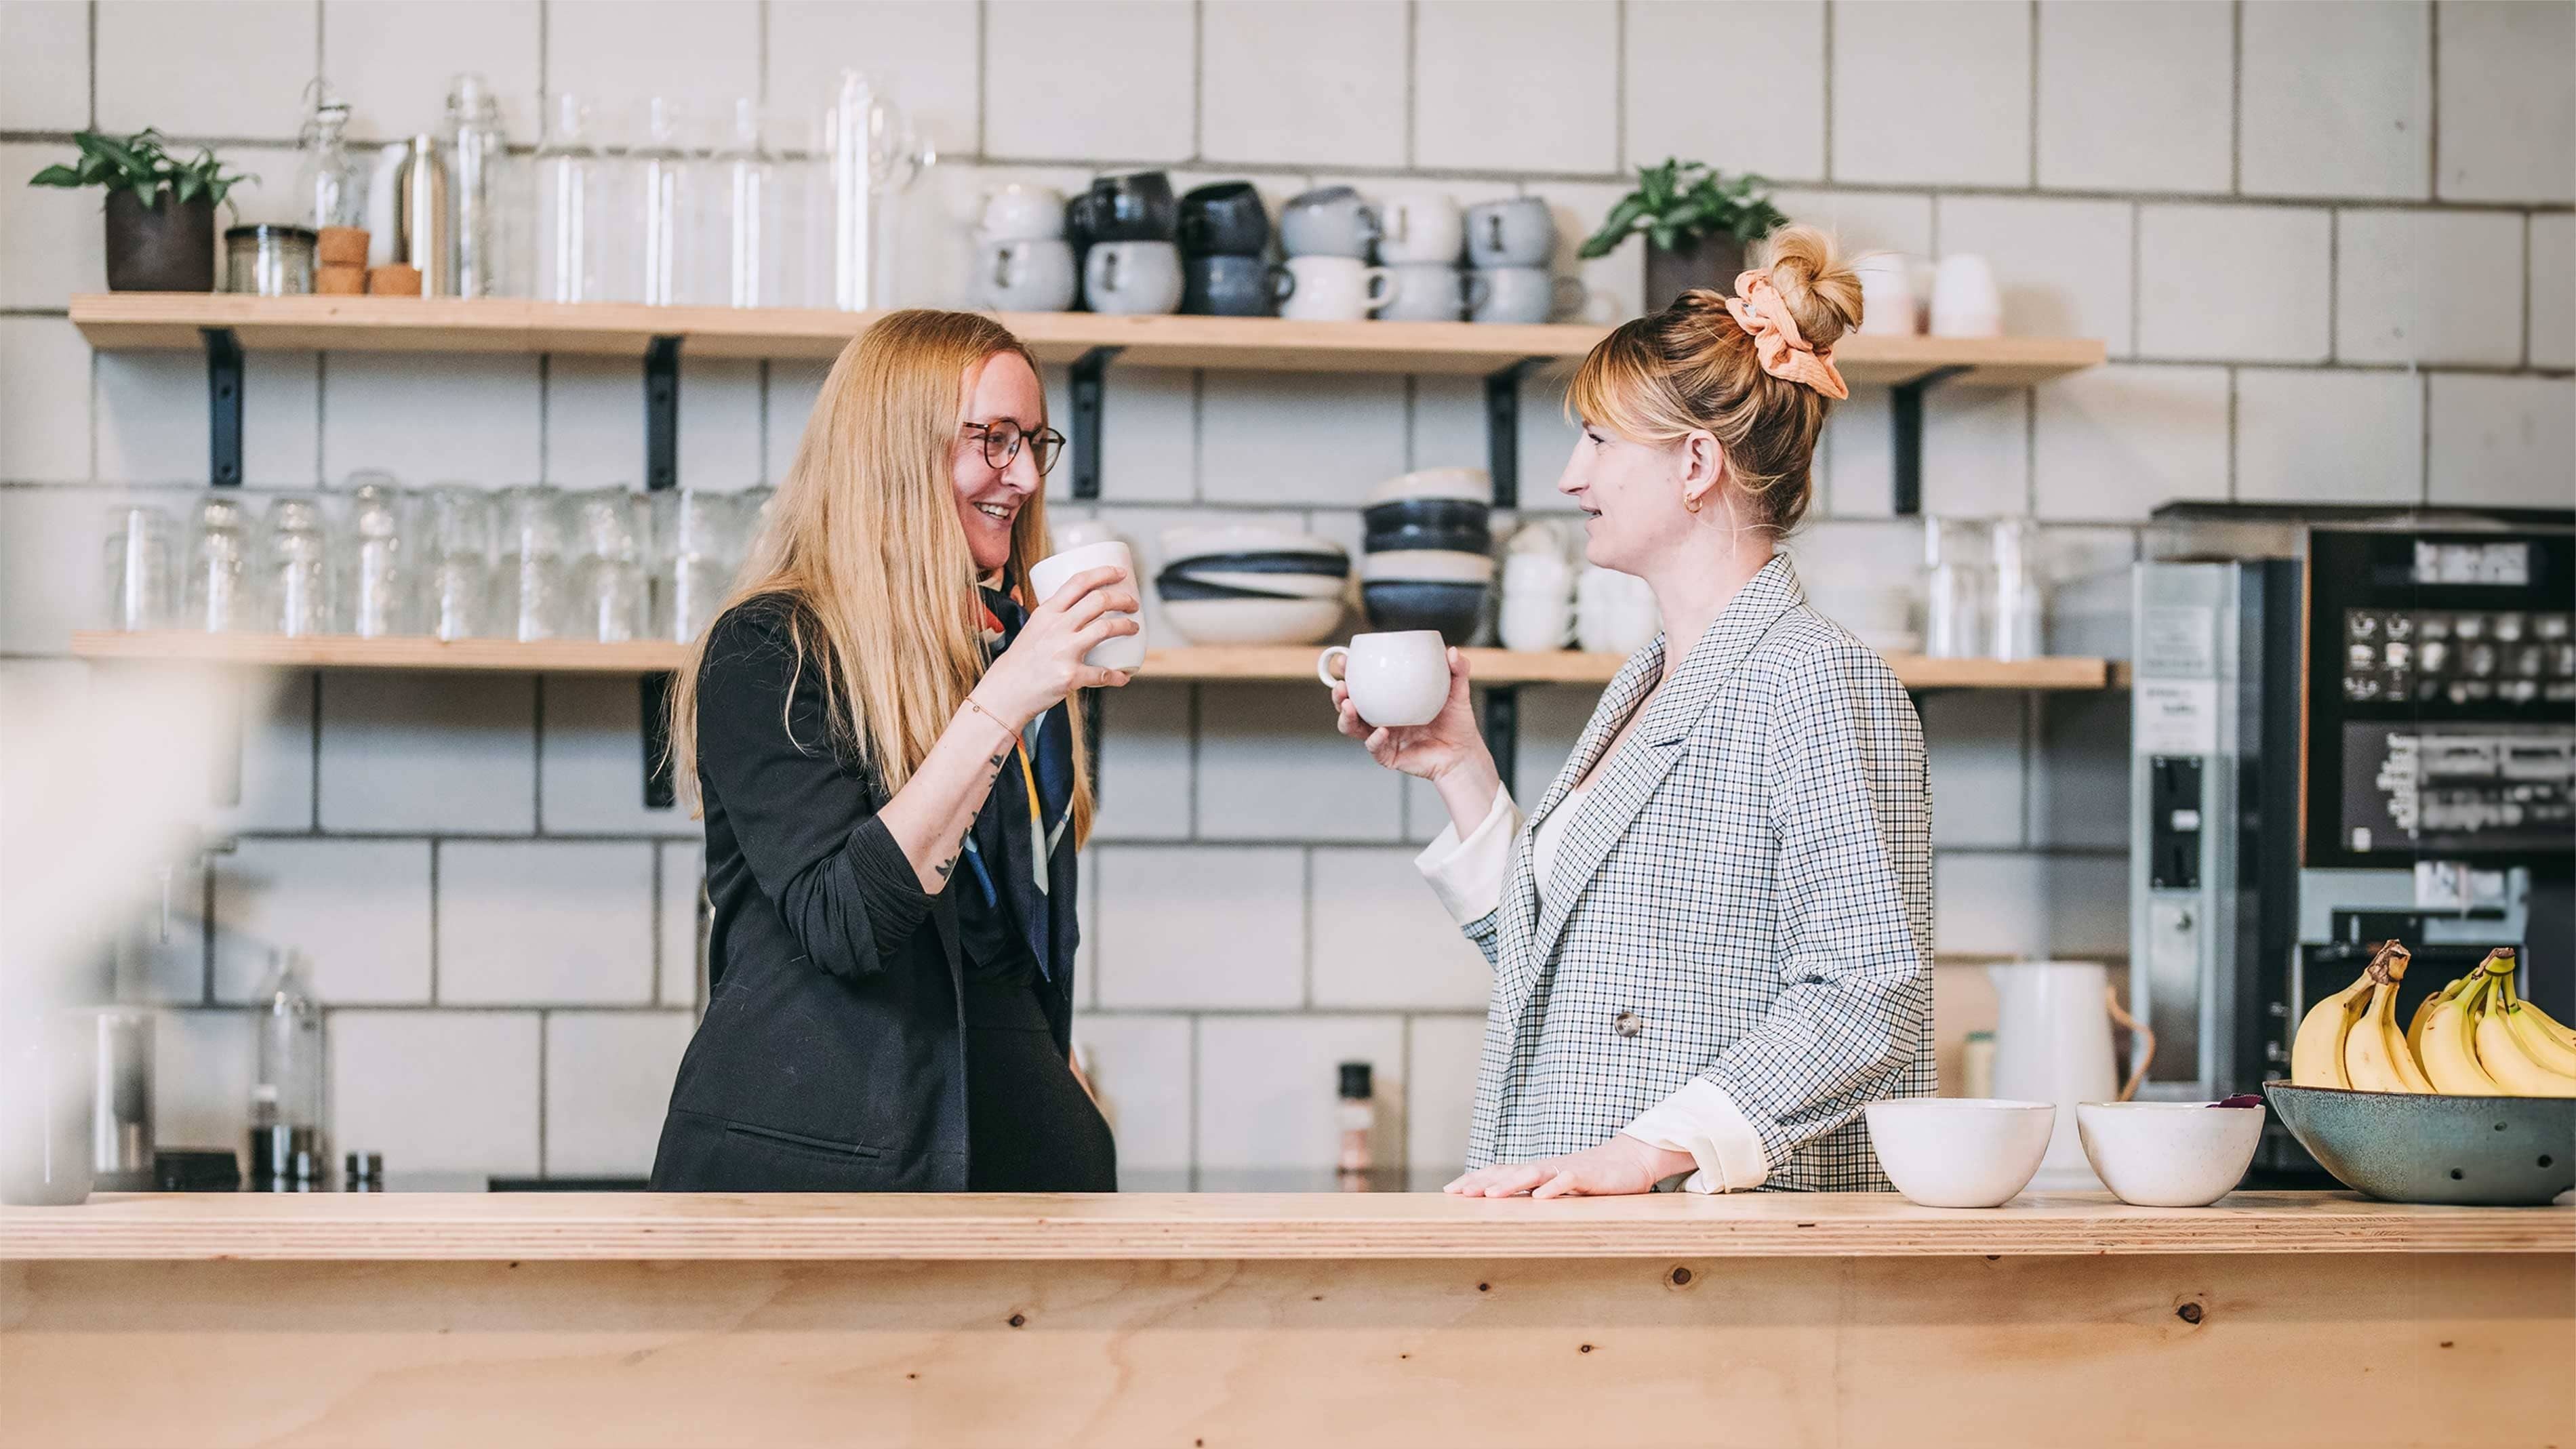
[1498,591,1573,653]
[1377,263,1469,323]
[1083,239,1184,317]
[1467,266,1585,325]
[1026,539,1146,672]
[1376,192,1464,264]
[1855,253,1918,337]
[978,237,1079,312]
[979,184,1065,241]
[1929,253,2002,338]
[1277,255,1395,321]
[1316,629,1449,727]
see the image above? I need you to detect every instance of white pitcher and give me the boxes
[1987,960,2118,1191]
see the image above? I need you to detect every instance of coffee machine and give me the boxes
[2128,507,2574,1177]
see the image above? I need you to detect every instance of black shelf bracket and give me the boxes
[203,328,243,487]
[1484,356,1550,509]
[1889,365,1970,517]
[641,672,677,810]
[645,335,683,491]
[1479,686,1520,800]
[1068,346,1121,500]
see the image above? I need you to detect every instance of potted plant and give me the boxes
[1578,159,1788,311]
[27,129,253,292]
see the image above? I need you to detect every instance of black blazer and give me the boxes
[650,598,1079,1192]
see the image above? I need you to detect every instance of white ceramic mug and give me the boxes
[979,183,1065,241]
[1464,197,1557,268]
[1929,253,2002,338]
[1316,629,1449,727]
[979,237,1079,312]
[1855,253,1918,337]
[1467,266,1585,325]
[1377,263,1469,323]
[1376,192,1464,264]
[1026,539,1147,672]
[1278,255,1395,321]
[1083,240,1184,316]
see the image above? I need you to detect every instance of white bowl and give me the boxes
[1159,524,1346,567]
[2075,1102,2265,1208]
[1161,596,1344,646]
[1169,567,1348,600]
[1367,467,1493,506]
[1864,1098,2056,1208]
[1360,549,1495,584]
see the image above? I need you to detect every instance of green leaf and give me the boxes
[27,163,83,186]
[172,169,203,204]
[129,179,164,211]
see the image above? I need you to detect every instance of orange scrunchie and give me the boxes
[1722,269,1849,401]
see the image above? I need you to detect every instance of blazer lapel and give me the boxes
[1520,554,1809,969]
[1498,636,1664,963]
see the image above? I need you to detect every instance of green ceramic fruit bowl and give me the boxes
[2263,1082,2575,1206]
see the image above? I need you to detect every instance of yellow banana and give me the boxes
[2340,943,2424,1093]
[2407,975,2466,1065]
[2291,962,2378,1089]
[2520,996,2576,1052]
[2480,951,2576,1090]
[2418,973,2505,1095]
[2472,999,2576,1097]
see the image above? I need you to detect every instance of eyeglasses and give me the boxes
[962,420,1067,477]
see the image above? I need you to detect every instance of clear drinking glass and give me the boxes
[262,496,333,637]
[339,483,410,637]
[1990,517,2047,661]
[102,504,175,631]
[419,485,493,640]
[496,485,571,641]
[715,98,785,308]
[651,489,744,642]
[818,70,930,310]
[632,97,702,306]
[443,73,515,298]
[181,494,256,632]
[570,488,649,642]
[1922,516,1990,660]
[534,94,622,303]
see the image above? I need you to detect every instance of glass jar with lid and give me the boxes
[225,225,317,295]
[293,79,366,230]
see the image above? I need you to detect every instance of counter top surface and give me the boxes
[2,1190,2564,1261]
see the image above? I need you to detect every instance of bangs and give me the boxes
[1565,321,1674,443]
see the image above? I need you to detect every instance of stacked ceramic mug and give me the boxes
[1464,197,1583,325]
[1371,192,1472,322]
[1064,170,1183,315]
[1275,185,1394,321]
[1177,181,1274,316]
[1360,468,1493,645]
[973,183,1079,312]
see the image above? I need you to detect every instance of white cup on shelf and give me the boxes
[1929,254,2002,338]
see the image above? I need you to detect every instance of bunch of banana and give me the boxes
[2295,942,2576,1097]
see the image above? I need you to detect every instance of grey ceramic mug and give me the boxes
[1465,197,1558,268]
[1279,186,1382,259]
[1377,263,1469,323]
[1466,266,1585,325]
[1084,240,1184,315]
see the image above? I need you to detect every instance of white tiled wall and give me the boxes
[7,0,2569,1184]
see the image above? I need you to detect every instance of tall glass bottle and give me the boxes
[634,96,698,306]
[248,951,323,1187]
[292,81,366,231]
[534,94,615,303]
[442,73,513,298]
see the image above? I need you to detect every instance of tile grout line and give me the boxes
[2026,0,2039,189]
[2229,0,2243,196]
[1820,0,1834,182]
[536,1006,549,1175]
[1403,0,1417,171]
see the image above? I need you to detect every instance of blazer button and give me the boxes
[1613,1011,1644,1038]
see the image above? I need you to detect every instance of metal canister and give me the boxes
[90,1011,154,1191]
[395,134,454,297]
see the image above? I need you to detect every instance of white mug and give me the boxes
[1026,539,1147,672]
[1375,192,1464,264]
[1467,266,1585,325]
[1377,263,1468,323]
[1317,629,1449,727]
[1855,253,1918,337]
[979,183,1065,241]
[1929,253,2002,338]
[1278,255,1395,321]
[978,237,1079,312]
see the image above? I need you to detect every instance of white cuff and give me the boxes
[1619,1078,1772,1193]
[1413,788,1521,924]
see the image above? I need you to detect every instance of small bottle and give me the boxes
[249,951,323,1189]
[293,81,366,231]
[1335,1061,1375,1191]
[344,1152,384,1192]
[443,73,512,298]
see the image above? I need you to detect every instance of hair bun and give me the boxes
[1757,224,1862,349]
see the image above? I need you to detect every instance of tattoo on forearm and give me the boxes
[931,826,971,884]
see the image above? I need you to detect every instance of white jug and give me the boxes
[1987,960,2118,1190]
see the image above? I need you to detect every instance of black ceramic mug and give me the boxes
[1183,253,1276,316]
[1067,170,1177,245]
[1178,181,1272,257]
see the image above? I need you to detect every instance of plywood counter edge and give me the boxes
[3,1191,2564,1261]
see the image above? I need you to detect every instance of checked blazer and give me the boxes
[1458,554,1934,1191]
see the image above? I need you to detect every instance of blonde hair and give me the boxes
[1568,224,1862,535]
[666,309,1091,845]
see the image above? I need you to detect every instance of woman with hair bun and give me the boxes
[1333,226,1934,1197]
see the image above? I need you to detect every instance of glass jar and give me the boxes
[418,485,493,640]
[443,72,513,298]
[262,495,333,636]
[632,96,703,306]
[496,485,571,641]
[651,489,745,642]
[533,94,622,303]
[340,483,410,638]
[224,224,318,295]
[182,494,256,632]
[1989,517,2047,662]
[1922,516,1990,660]
[102,504,174,631]
[293,82,366,231]
[714,98,785,308]
[570,487,649,642]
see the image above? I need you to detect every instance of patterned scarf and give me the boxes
[960,587,1077,979]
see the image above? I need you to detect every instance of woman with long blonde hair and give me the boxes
[651,310,1136,1193]
[1335,227,1934,1197]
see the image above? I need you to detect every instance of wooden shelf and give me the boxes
[68,294,2105,386]
[71,632,2114,690]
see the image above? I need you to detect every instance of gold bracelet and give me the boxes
[962,694,1016,737]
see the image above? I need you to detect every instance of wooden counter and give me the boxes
[4,1192,2569,1448]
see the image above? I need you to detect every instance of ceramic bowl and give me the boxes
[2074,1102,2265,1208]
[1365,523,1493,556]
[1864,1099,2056,1208]
[1367,467,1492,506]
[1359,550,1495,584]
[2262,1082,2575,1206]
[1161,595,1345,647]
[1161,565,1347,600]
[1361,580,1486,644]
[1362,497,1491,535]
[1161,524,1347,569]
